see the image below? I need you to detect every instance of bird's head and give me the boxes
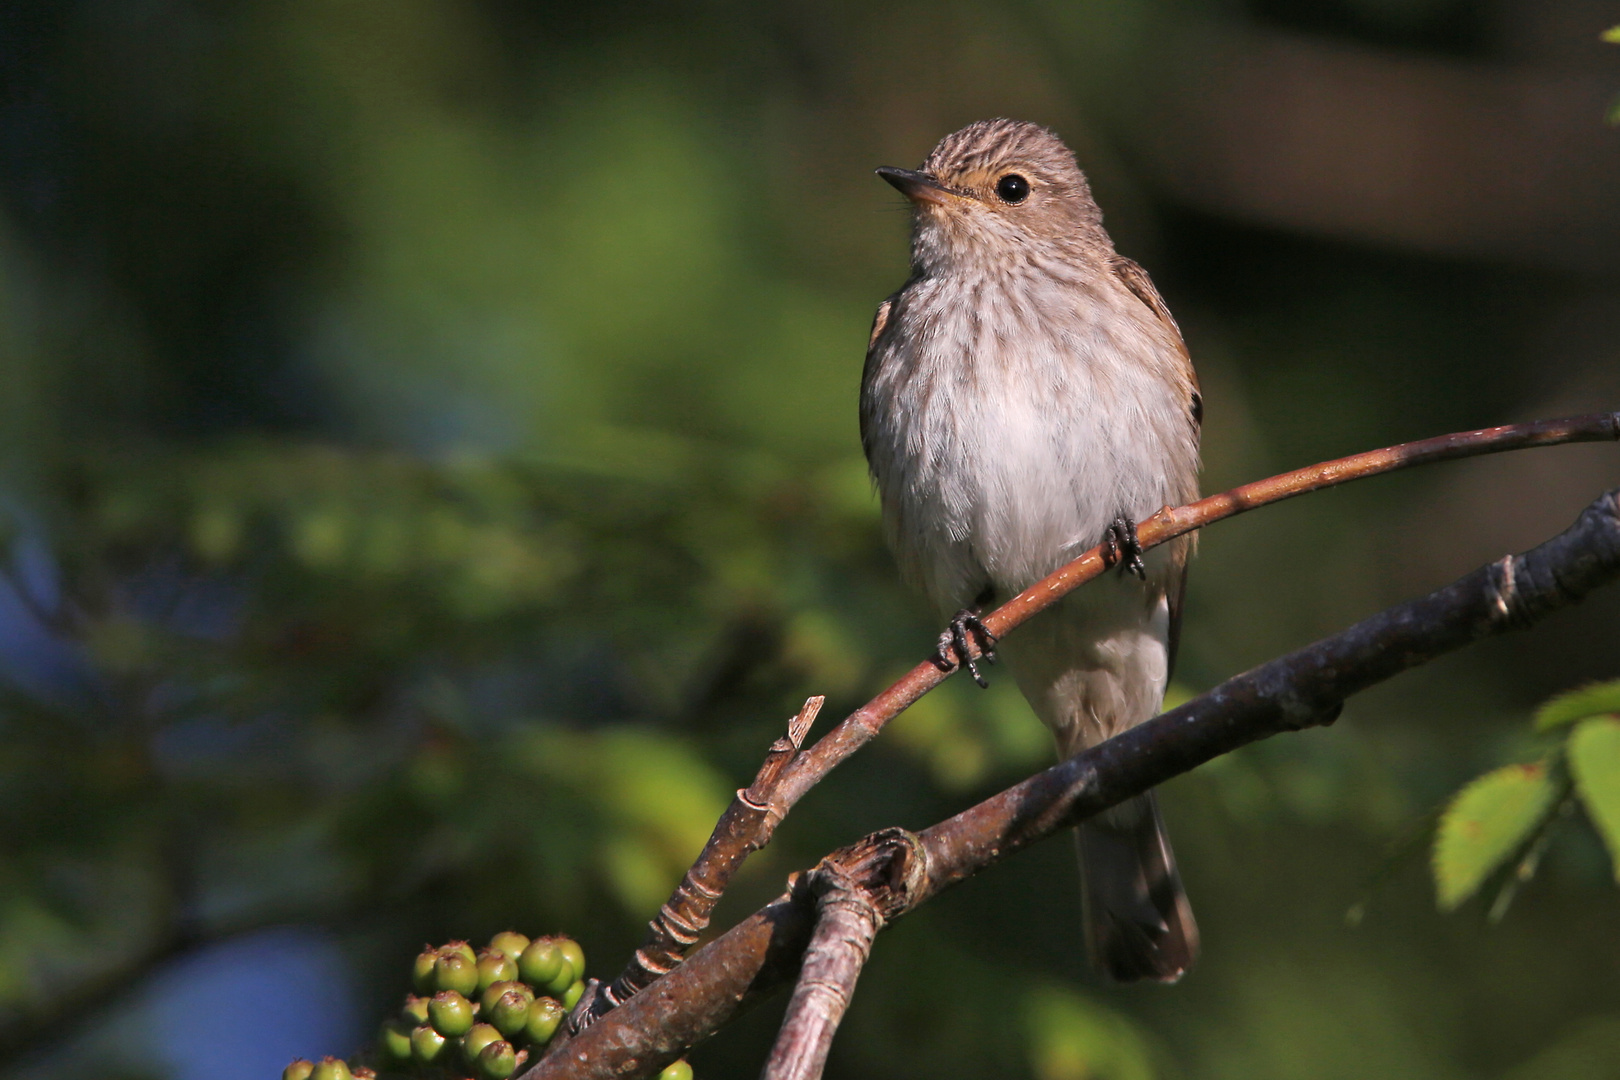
[878,118,1107,271]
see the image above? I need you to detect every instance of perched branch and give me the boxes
[522,485,1620,1080]
[765,411,1620,827]
[588,697,825,1020]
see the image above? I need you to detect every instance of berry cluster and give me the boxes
[280,933,690,1080]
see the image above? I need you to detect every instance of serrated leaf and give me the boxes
[1533,679,1620,731]
[1433,762,1560,910]
[1569,717,1620,882]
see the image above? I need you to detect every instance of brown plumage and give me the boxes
[862,119,1202,982]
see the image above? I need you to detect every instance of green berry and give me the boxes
[445,939,478,964]
[283,1060,315,1080]
[477,1039,518,1080]
[523,997,565,1046]
[412,1024,449,1065]
[460,1022,502,1064]
[556,938,585,983]
[429,990,476,1037]
[517,938,563,988]
[379,1019,414,1063]
[310,1058,352,1080]
[489,931,530,963]
[434,951,480,997]
[401,995,431,1026]
[481,979,531,1014]
[561,979,585,1010]
[477,948,518,994]
[412,947,439,994]
[352,1069,377,1080]
[658,1061,694,1080]
[489,989,532,1037]
[547,956,577,997]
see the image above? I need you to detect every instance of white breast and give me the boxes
[862,264,1197,615]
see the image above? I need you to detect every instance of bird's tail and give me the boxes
[1076,791,1198,983]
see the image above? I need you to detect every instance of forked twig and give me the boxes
[542,411,1619,1062]
[523,485,1620,1080]
[760,831,923,1080]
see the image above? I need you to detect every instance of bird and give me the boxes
[860,118,1203,982]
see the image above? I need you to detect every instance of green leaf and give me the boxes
[1433,761,1560,910]
[1532,679,1620,731]
[1569,717,1620,882]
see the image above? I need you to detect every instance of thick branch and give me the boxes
[523,486,1620,1080]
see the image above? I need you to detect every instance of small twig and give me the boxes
[764,411,1620,828]
[520,485,1620,1080]
[584,697,826,1023]
[760,873,875,1080]
[760,831,923,1080]
[747,698,825,804]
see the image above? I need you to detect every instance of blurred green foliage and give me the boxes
[0,2,1618,1079]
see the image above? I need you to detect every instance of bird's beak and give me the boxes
[876,167,964,207]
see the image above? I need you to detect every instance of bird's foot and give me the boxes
[1103,516,1147,580]
[933,609,997,688]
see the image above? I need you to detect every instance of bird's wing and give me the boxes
[1110,255,1201,428]
[858,295,896,464]
[1110,254,1200,679]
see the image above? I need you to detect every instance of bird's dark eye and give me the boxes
[995,174,1030,204]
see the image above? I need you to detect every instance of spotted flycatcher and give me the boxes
[861,119,1203,982]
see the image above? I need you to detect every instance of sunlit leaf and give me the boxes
[1532,679,1620,732]
[1433,761,1561,911]
[1569,717,1620,882]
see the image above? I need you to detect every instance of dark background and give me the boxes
[2,1,1619,1078]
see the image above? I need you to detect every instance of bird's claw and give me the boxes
[934,608,997,688]
[1104,516,1147,580]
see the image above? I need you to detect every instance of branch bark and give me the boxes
[588,697,823,1021]
[522,484,1620,1080]
[759,874,875,1080]
[759,831,923,1080]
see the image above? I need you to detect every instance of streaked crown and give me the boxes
[885,119,1110,265]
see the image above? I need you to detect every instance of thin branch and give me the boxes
[760,833,920,1080]
[521,485,1620,1080]
[587,698,825,1020]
